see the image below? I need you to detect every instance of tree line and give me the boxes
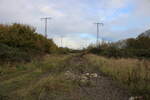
[86,33,150,58]
[0,23,59,62]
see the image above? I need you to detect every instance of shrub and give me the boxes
[0,23,59,63]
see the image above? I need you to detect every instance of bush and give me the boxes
[0,23,59,63]
[86,37,150,59]
[0,43,31,62]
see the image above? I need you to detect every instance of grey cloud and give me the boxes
[0,0,150,49]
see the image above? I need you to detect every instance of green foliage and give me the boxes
[57,47,71,54]
[0,43,30,62]
[0,54,77,100]
[126,36,150,49]
[86,35,150,58]
[0,23,58,62]
[125,36,150,58]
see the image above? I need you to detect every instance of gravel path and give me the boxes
[78,75,130,100]
[66,55,130,100]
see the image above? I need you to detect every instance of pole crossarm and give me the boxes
[41,17,52,38]
[94,22,104,45]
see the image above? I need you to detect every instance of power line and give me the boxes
[41,17,52,38]
[94,22,104,45]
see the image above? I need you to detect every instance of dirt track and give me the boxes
[66,55,130,100]
[0,54,131,100]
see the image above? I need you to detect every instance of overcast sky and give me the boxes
[0,0,150,49]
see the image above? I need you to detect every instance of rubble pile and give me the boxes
[64,71,99,86]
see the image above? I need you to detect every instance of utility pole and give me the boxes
[41,17,52,38]
[94,22,104,45]
[61,36,63,47]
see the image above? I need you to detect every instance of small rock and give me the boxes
[64,71,76,80]
[80,75,89,81]
[129,97,134,100]
[129,96,144,100]
[85,73,90,76]
[90,73,98,78]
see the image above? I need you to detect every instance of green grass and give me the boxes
[0,54,76,100]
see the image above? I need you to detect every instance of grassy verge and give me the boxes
[85,54,150,99]
[0,54,78,100]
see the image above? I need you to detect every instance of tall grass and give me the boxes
[86,54,150,98]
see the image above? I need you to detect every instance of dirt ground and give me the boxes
[64,55,130,100]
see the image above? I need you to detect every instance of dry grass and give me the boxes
[85,54,150,98]
[0,54,149,99]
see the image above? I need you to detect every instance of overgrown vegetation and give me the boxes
[0,54,77,100]
[86,34,150,58]
[85,54,150,99]
[0,23,59,63]
[1,54,149,99]
[0,23,150,99]
[0,54,99,100]
[83,30,150,99]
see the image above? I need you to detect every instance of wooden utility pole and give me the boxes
[41,17,52,38]
[94,22,104,45]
